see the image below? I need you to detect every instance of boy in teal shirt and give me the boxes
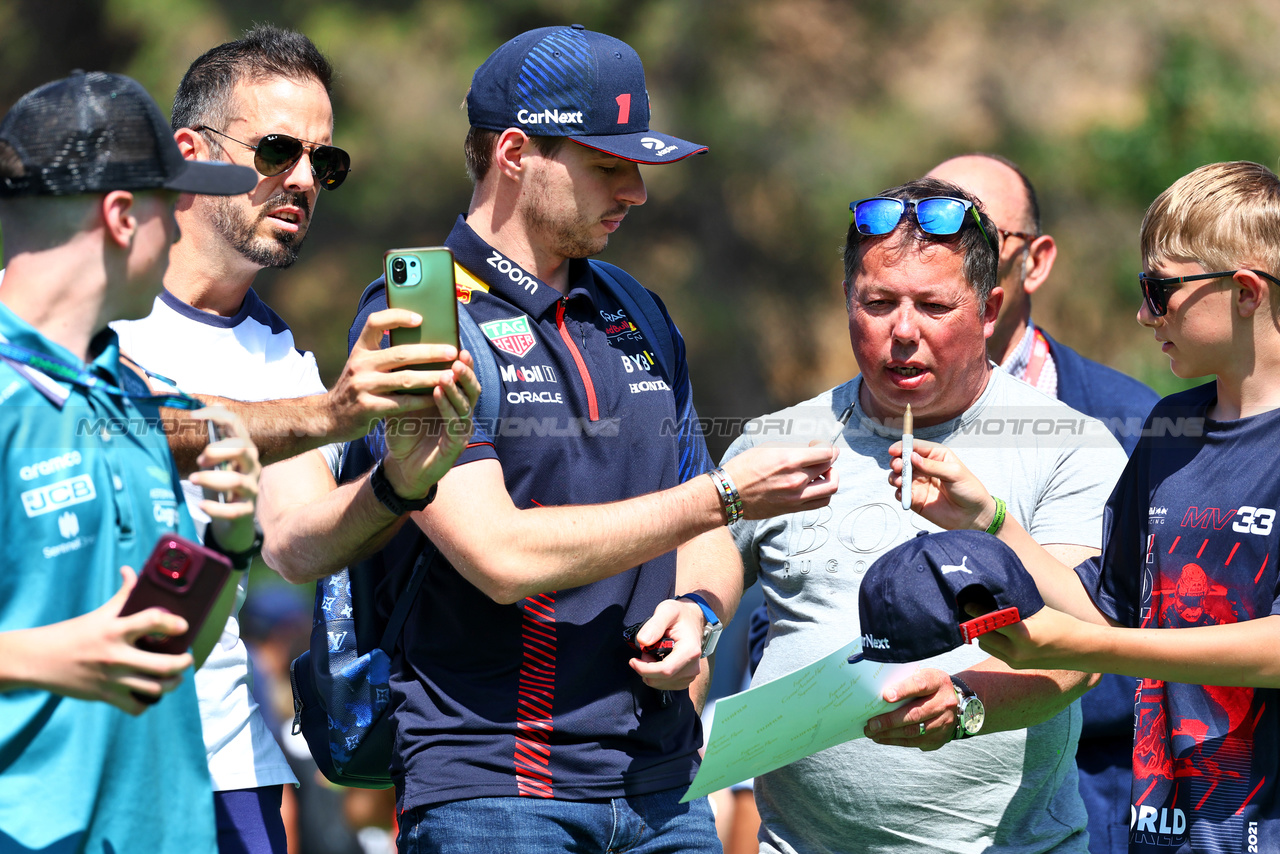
[0,71,258,852]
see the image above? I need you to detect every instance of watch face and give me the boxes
[960,697,985,735]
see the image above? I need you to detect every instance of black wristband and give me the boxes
[203,521,262,571]
[370,459,437,516]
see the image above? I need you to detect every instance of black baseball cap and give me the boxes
[856,530,1045,664]
[0,70,256,198]
[467,25,708,165]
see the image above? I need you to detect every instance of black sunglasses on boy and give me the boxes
[1138,268,1280,317]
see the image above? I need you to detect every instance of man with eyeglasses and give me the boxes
[111,26,477,854]
[926,154,1160,854]
[927,154,1159,455]
[724,177,1128,854]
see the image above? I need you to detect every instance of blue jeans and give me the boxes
[213,786,287,854]
[398,788,720,854]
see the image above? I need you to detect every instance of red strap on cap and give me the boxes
[959,606,1021,643]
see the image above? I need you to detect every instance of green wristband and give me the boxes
[984,497,1007,535]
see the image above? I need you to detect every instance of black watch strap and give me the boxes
[203,521,262,571]
[950,674,984,740]
[370,459,437,516]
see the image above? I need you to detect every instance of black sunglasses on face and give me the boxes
[1138,268,1280,317]
[193,126,351,190]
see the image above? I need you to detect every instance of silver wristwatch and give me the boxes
[950,674,985,740]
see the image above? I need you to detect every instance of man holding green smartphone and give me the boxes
[111,26,477,854]
[263,24,838,853]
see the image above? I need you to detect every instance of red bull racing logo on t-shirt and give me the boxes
[480,315,538,358]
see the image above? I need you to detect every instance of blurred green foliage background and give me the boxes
[5,0,1280,459]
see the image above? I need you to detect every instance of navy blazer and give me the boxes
[1044,330,1159,457]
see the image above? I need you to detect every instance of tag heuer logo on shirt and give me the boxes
[480,315,537,358]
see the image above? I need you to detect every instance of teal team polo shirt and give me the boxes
[0,304,215,852]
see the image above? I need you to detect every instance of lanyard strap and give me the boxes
[0,339,202,410]
[1024,328,1051,388]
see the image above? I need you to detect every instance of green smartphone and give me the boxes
[384,246,460,377]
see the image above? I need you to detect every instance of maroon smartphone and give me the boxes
[119,534,232,656]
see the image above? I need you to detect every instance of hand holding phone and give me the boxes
[118,535,232,703]
[384,246,460,380]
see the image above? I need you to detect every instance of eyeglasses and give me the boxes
[193,126,350,190]
[1138,269,1280,317]
[849,196,994,251]
[997,227,1037,244]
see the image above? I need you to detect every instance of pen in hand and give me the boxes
[901,404,913,511]
[829,401,856,446]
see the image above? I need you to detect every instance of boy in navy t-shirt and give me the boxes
[896,160,1280,854]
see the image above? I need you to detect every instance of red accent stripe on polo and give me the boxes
[515,592,557,798]
[556,300,599,421]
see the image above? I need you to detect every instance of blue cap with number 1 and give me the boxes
[466,25,708,165]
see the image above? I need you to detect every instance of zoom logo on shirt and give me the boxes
[22,473,97,518]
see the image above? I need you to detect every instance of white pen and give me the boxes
[901,404,913,511]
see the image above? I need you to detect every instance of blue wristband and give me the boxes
[677,592,723,658]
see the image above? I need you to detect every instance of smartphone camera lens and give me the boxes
[160,547,189,581]
[391,257,407,285]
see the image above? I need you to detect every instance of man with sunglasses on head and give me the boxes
[892,161,1280,854]
[111,25,478,854]
[724,177,1128,854]
[927,154,1160,854]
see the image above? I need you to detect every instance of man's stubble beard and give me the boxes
[204,191,310,269]
[520,166,612,260]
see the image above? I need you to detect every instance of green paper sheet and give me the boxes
[681,642,920,803]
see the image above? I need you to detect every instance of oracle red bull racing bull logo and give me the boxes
[480,315,538,358]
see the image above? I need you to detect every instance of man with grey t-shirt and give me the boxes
[724,177,1128,854]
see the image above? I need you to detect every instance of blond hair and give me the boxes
[1141,161,1280,276]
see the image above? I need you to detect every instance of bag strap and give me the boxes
[589,259,677,382]
[457,303,500,430]
[377,549,437,653]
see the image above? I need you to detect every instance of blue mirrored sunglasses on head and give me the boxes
[849,196,994,250]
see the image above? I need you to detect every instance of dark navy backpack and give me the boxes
[289,261,682,787]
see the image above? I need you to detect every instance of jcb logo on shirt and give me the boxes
[22,474,97,518]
